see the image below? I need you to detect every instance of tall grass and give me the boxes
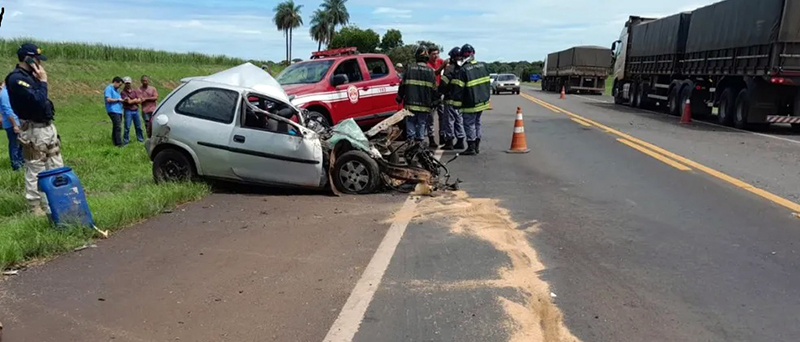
[0,38,273,67]
[0,40,293,269]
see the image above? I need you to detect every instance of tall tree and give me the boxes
[320,0,350,43]
[379,29,403,52]
[329,26,380,53]
[273,2,290,63]
[309,9,330,51]
[273,1,303,63]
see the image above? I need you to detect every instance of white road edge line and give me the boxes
[323,150,443,342]
[574,94,609,103]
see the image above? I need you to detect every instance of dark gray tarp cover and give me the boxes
[630,12,691,57]
[779,0,800,42]
[685,0,784,53]
[546,52,559,73]
[557,46,611,68]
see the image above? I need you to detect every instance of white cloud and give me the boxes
[10,11,23,18]
[373,7,412,18]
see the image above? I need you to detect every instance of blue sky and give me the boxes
[1,0,718,62]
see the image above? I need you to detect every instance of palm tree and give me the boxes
[273,1,303,63]
[309,9,330,51]
[273,2,290,63]
[320,0,349,44]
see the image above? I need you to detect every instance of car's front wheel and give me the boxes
[332,150,381,194]
[153,148,196,183]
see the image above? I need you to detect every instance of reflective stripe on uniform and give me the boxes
[466,76,490,87]
[445,99,462,106]
[450,79,465,87]
[461,102,490,113]
[406,105,432,112]
[404,79,436,88]
[441,75,450,84]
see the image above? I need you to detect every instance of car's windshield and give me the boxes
[276,60,334,85]
[499,75,516,81]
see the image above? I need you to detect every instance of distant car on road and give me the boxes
[276,47,402,129]
[492,74,521,95]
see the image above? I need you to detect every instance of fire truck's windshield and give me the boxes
[276,60,335,85]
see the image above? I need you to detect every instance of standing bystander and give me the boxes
[121,77,144,144]
[1,81,23,171]
[426,46,448,149]
[5,43,63,216]
[138,75,158,138]
[105,77,124,146]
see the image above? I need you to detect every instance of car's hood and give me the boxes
[281,83,317,96]
[182,63,292,105]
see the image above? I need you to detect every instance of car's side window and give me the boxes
[365,58,389,79]
[241,97,298,136]
[175,88,239,124]
[333,58,363,84]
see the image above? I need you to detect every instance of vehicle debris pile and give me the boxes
[314,109,461,195]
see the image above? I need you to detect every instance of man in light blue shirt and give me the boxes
[105,76,124,146]
[1,81,23,171]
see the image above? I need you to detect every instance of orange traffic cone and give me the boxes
[680,98,692,124]
[560,86,566,99]
[506,107,531,154]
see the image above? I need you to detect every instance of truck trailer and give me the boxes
[542,46,612,95]
[611,0,800,130]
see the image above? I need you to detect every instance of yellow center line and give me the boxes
[521,93,800,214]
[571,118,592,127]
[617,138,692,171]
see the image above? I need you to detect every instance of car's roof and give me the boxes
[300,53,388,63]
[181,63,291,104]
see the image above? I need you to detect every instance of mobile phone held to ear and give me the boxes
[25,57,35,67]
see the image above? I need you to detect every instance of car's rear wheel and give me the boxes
[153,148,196,183]
[332,150,381,194]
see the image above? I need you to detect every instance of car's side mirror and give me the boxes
[288,94,296,102]
[331,74,349,87]
[611,41,617,52]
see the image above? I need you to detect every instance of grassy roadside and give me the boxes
[0,39,282,270]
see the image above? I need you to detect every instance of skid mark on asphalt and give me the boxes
[406,191,580,342]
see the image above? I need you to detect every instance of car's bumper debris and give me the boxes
[323,109,461,194]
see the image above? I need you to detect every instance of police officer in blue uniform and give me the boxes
[5,43,63,216]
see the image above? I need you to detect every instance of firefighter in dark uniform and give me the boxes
[5,43,63,216]
[450,44,491,155]
[439,46,466,151]
[396,46,437,145]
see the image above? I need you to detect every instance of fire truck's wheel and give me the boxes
[307,111,331,128]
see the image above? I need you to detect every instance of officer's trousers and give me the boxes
[406,110,429,141]
[443,104,465,139]
[463,111,483,142]
[18,121,64,212]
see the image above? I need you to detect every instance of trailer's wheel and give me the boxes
[718,88,736,126]
[668,86,681,116]
[734,88,751,130]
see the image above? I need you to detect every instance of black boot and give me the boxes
[428,135,439,149]
[475,139,481,154]
[442,137,454,150]
[461,141,477,155]
[454,138,465,150]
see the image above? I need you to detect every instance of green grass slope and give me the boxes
[0,39,271,269]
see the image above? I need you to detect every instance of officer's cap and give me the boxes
[17,43,47,61]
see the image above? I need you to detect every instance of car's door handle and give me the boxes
[389,83,397,86]
[363,86,370,91]
[233,135,245,143]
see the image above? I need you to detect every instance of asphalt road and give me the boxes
[2,90,800,341]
